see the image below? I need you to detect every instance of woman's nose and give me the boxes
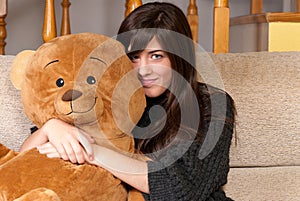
[137,57,152,76]
[138,65,152,76]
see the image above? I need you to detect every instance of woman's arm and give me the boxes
[20,127,48,152]
[87,145,149,193]
[22,119,150,193]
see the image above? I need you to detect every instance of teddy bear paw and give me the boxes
[13,188,61,201]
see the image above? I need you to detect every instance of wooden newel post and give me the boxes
[125,0,142,17]
[43,0,57,42]
[61,0,71,36]
[213,0,229,53]
[187,0,199,43]
[0,0,7,55]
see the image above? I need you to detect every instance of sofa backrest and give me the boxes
[207,51,300,200]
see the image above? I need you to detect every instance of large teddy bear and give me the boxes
[0,33,146,201]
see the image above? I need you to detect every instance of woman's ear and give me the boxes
[10,50,35,90]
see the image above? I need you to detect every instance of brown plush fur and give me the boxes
[0,33,146,201]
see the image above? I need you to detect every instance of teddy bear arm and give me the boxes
[0,143,18,166]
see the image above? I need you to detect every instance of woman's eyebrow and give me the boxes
[148,49,164,54]
[44,60,59,69]
[90,56,107,65]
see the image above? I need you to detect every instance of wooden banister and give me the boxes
[125,0,142,17]
[60,0,71,36]
[213,0,229,53]
[43,0,57,42]
[0,0,7,55]
[187,0,198,43]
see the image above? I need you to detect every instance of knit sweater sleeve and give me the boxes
[143,93,234,201]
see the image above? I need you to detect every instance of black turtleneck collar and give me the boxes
[145,89,169,107]
[134,89,169,130]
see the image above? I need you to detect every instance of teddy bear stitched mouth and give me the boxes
[67,97,97,115]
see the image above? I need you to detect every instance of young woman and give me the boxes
[21,2,236,200]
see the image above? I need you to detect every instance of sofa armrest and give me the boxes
[0,55,33,151]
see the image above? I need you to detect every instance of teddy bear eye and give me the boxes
[56,78,64,87]
[87,76,96,85]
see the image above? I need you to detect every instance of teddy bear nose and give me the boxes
[62,89,83,101]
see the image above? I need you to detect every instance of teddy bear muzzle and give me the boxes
[55,87,103,125]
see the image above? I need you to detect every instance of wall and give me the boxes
[269,22,300,52]
[5,0,282,55]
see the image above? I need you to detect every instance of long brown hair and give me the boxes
[117,2,234,154]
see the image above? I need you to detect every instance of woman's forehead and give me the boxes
[144,37,163,50]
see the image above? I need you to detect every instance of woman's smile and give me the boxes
[140,78,158,87]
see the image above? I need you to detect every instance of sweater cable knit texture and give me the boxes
[133,83,234,201]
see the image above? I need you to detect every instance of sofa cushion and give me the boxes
[224,166,300,200]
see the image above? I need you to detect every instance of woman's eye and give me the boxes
[87,76,96,85]
[151,54,162,60]
[56,78,64,87]
[130,55,139,62]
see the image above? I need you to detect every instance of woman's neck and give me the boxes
[145,90,169,106]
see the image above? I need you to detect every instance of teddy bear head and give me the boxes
[11,33,145,152]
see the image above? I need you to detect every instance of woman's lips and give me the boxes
[140,78,157,87]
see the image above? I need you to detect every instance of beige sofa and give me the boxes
[1,52,299,200]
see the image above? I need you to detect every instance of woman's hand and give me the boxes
[37,119,95,164]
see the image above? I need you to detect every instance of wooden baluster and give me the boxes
[61,0,71,36]
[251,0,263,14]
[297,0,300,12]
[43,0,57,42]
[0,16,6,55]
[187,0,199,43]
[0,0,7,55]
[125,0,142,17]
[213,0,229,53]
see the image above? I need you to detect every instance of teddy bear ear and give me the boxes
[10,50,35,90]
[90,38,126,66]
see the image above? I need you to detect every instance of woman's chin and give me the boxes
[143,86,166,98]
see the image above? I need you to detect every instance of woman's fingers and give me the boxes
[38,119,94,164]
[62,142,78,163]
[37,142,64,159]
[37,142,57,155]
[38,142,85,164]
[46,152,60,158]
[58,141,86,164]
[69,141,85,164]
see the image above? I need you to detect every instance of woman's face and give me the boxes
[130,37,172,98]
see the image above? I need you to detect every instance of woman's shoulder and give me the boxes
[197,82,233,103]
[197,82,231,96]
[196,82,235,123]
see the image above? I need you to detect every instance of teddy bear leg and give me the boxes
[127,189,145,201]
[13,188,61,201]
[0,143,18,166]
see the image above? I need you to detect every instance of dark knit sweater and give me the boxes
[133,82,235,201]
